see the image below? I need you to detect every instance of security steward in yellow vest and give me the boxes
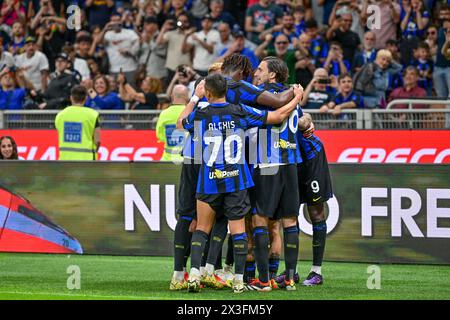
[156,85,190,162]
[55,85,101,160]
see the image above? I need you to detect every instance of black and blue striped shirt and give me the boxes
[183,102,268,194]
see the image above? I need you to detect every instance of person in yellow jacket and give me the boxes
[55,85,101,160]
[156,84,190,162]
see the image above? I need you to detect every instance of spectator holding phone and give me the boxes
[322,41,350,78]
[300,68,335,110]
[156,13,195,83]
[166,64,199,97]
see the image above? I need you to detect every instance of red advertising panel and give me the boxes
[2,130,450,163]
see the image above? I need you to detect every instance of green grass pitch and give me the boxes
[0,253,449,300]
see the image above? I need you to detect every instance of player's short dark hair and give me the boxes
[338,73,352,83]
[205,74,228,98]
[221,53,253,79]
[263,56,289,84]
[71,85,87,103]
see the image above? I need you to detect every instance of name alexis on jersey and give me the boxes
[208,121,236,131]
[209,169,240,179]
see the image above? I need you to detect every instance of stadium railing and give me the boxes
[1,101,449,130]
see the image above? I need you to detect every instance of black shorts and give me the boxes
[297,148,333,206]
[196,189,250,221]
[176,161,200,218]
[251,164,300,220]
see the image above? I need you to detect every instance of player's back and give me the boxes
[183,101,267,194]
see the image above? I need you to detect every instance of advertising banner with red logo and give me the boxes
[2,130,450,163]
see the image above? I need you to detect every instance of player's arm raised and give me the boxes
[266,85,303,125]
[176,80,205,130]
[256,86,295,109]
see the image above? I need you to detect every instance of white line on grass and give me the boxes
[0,291,186,300]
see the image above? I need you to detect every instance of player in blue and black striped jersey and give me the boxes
[177,74,304,293]
[293,102,334,288]
[220,53,296,109]
[245,56,309,291]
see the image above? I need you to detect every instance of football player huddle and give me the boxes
[171,54,333,294]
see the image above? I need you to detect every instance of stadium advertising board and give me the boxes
[1,162,449,264]
[2,130,450,164]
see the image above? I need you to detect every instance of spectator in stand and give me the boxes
[245,0,284,45]
[295,32,315,88]
[323,42,350,79]
[85,0,115,29]
[183,14,220,76]
[319,0,337,26]
[118,73,162,110]
[0,37,15,69]
[326,12,360,70]
[328,0,365,41]
[215,22,257,57]
[258,11,299,48]
[88,27,110,75]
[74,34,94,81]
[353,49,402,108]
[433,13,450,101]
[255,33,298,84]
[85,74,125,110]
[137,16,167,83]
[103,14,140,86]
[38,53,81,110]
[215,22,234,56]
[29,0,56,30]
[361,0,401,50]
[399,0,430,66]
[210,0,237,30]
[293,6,306,35]
[300,68,335,110]
[412,41,434,96]
[35,15,67,71]
[325,73,364,116]
[15,36,49,92]
[388,66,427,109]
[425,25,438,62]
[8,21,26,56]
[0,0,26,27]
[304,19,328,68]
[165,0,193,21]
[218,30,260,70]
[386,39,402,65]
[156,12,195,83]
[0,135,19,160]
[353,31,378,73]
[0,67,26,110]
[166,64,199,97]
[87,57,101,79]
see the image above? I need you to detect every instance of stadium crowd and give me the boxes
[0,0,448,114]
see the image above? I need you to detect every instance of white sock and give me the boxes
[173,271,184,281]
[190,267,200,278]
[311,265,322,275]
[205,263,215,275]
[183,267,186,272]
[199,266,206,276]
[234,274,243,283]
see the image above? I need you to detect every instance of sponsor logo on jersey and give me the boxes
[209,169,240,179]
[274,139,297,150]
